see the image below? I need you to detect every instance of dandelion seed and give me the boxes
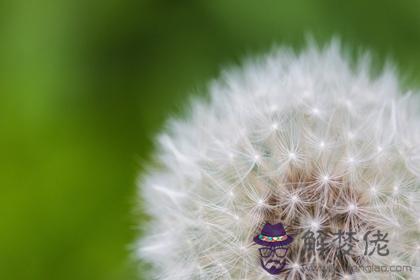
[271,123,279,130]
[370,186,377,196]
[342,274,351,280]
[310,220,320,231]
[291,262,300,270]
[347,203,357,213]
[311,107,320,115]
[227,152,234,160]
[270,105,278,112]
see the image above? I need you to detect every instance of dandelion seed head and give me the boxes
[137,41,420,279]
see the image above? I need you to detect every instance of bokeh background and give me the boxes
[1,0,420,279]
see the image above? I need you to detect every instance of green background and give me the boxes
[1,0,420,279]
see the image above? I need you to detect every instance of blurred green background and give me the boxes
[1,0,420,279]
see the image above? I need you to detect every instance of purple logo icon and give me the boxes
[253,222,294,275]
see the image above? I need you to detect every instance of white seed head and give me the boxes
[137,41,420,279]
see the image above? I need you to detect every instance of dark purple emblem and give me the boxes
[253,222,294,275]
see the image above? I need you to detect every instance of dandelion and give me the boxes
[136,41,420,279]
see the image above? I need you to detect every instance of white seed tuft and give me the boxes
[137,42,420,279]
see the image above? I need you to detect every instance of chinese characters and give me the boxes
[302,229,389,257]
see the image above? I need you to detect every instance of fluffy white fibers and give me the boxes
[137,41,420,279]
